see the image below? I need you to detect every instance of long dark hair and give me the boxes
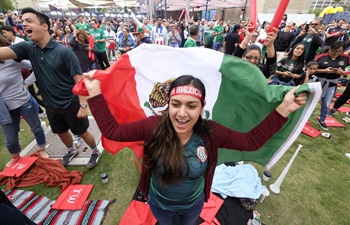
[145,75,212,187]
[287,43,305,74]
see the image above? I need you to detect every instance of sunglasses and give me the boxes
[311,23,319,26]
[252,35,258,37]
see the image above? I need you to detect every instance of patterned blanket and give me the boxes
[5,189,115,225]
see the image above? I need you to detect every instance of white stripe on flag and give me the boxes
[265,82,322,169]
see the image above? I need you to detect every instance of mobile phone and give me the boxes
[85,44,89,47]
[331,68,338,71]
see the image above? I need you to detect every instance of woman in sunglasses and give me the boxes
[234,24,277,79]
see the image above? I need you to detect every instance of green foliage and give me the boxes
[341,4,350,11]
[333,0,341,7]
[0,0,15,11]
[309,8,322,17]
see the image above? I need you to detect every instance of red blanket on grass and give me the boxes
[0,152,83,191]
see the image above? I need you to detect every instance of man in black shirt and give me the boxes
[323,19,346,53]
[223,24,240,55]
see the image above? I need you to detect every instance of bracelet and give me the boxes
[241,41,248,47]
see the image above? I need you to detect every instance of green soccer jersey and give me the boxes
[183,38,197,48]
[76,22,91,32]
[213,25,224,42]
[204,28,214,46]
[89,28,106,52]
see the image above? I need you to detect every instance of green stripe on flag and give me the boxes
[212,54,309,166]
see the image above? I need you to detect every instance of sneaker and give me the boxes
[318,119,329,131]
[346,111,350,117]
[86,152,100,169]
[39,112,47,119]
[327,108,336,117]
[61,150,79,166]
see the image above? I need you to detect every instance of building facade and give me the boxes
[311,0,349,10]
[257,0,314,14]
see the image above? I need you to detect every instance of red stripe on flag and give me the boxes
[73,54,146,155]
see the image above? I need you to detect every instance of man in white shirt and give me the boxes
[104,26,117,61]
[150,16,168,45]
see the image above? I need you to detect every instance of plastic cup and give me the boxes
[101,173,109,184]
[345,153,350,159]
[263,171,272,181]
[258,189,270,203]
[321,132,331,139]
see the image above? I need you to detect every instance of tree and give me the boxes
[0,0,15,12]
[341,4,350,11]
[308,8,322,17]
[333,0,341,7]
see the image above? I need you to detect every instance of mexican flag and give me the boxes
[74,44,322,169]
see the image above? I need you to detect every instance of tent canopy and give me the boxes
[67,0,243,10]
[164,0,244,11]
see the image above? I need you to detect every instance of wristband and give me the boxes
[241,41,248,47]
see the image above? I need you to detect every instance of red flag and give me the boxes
[73,54,145,155]
[88,35,95,61]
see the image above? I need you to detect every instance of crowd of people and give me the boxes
[0,7,350,224]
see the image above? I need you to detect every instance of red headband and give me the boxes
[169,85,203,100]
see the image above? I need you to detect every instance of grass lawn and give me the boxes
[1,89,350,224]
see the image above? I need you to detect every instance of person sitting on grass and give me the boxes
[83,73,307,225]
[269,43,306,86]
[302,61,319,84]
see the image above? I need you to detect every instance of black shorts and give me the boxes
[46,101,89,135]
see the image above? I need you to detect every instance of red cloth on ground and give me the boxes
[0,152,83,191]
